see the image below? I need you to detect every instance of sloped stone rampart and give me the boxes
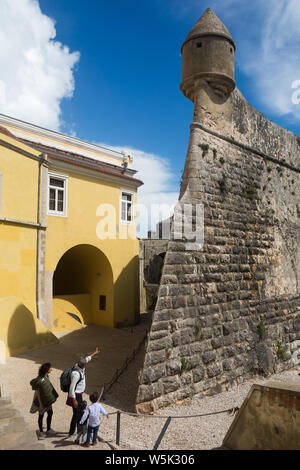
[136,88,300,413]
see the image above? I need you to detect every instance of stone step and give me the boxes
[0,417,45,450]
[0,398,12,408]
[11,442,45,450]
[0,431,27,450]
[0,395,45,450]
[14,430,45,449]
[0,416,13,432]
[10,442,45,450]
[0,406,21,420]
[0,429,45,450]
[0,416,28,435]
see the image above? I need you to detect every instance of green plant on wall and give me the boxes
[213,148,217,159]
[218,174,227,194]
[180,357,188,372]
[257,321,266,341]
[199,143,209,157]
[277,341,286,359]
[242,185,258,200]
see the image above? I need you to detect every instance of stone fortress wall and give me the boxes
[135,9,300,413]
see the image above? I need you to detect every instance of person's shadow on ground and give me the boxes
[36,431,73,448]
[49,434,113,449]
[51,436,76,448]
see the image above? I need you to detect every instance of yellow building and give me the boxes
[0,113,143,357]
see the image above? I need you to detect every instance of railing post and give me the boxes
[153,417,172,450]
[116,411,121,446]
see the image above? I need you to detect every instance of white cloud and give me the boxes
[240,0,300,118]
[0,0,79,131]
[98,144,179,237]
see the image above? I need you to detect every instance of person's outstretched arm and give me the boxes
[90,347,99,359]
[99,404,108,418]
[84,347,99,366]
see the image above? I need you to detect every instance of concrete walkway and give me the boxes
[0,315,151,450]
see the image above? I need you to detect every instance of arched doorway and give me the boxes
[52,244,113,331]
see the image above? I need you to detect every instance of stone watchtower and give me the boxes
[136,9,300,414]
[180,8,236,102]
[179,8,238,201]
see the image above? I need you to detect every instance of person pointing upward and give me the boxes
[68,347,99,436]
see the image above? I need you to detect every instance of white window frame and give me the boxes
[120,188,135,226]
[47,171,68,218]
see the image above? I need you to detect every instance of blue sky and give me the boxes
[0,0,300,234]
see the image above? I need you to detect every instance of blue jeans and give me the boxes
[86,425,99,444]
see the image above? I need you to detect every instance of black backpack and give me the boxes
[60,365,83,393]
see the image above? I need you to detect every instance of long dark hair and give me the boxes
[38,363,51,377]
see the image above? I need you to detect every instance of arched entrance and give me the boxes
[52,244,113,331]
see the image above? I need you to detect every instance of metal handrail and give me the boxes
[107,406,240,450]
[102,330,148,400]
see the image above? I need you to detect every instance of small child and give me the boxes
[75,400,88,445]
[80,392,109,447]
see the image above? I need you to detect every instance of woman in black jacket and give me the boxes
[30,363,59,438]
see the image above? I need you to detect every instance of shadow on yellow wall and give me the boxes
[0,297,58,358]
[52,295,87,332]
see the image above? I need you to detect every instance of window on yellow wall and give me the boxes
[99,295,106,311]
[120,190,134,225]
[47,172,68,217]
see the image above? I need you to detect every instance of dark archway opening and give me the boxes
[53,245,92,296]
[53,244,113,327]
[144,252,166,312]
[144,252,166,285]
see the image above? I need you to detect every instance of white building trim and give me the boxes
[0,113,131,167]
[47,158,141,189]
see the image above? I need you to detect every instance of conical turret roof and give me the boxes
[182,8,235,50]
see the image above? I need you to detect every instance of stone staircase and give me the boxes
[0,396,45,450]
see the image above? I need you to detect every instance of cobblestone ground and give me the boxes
[0,316,299,450]
[0,317,150,451]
